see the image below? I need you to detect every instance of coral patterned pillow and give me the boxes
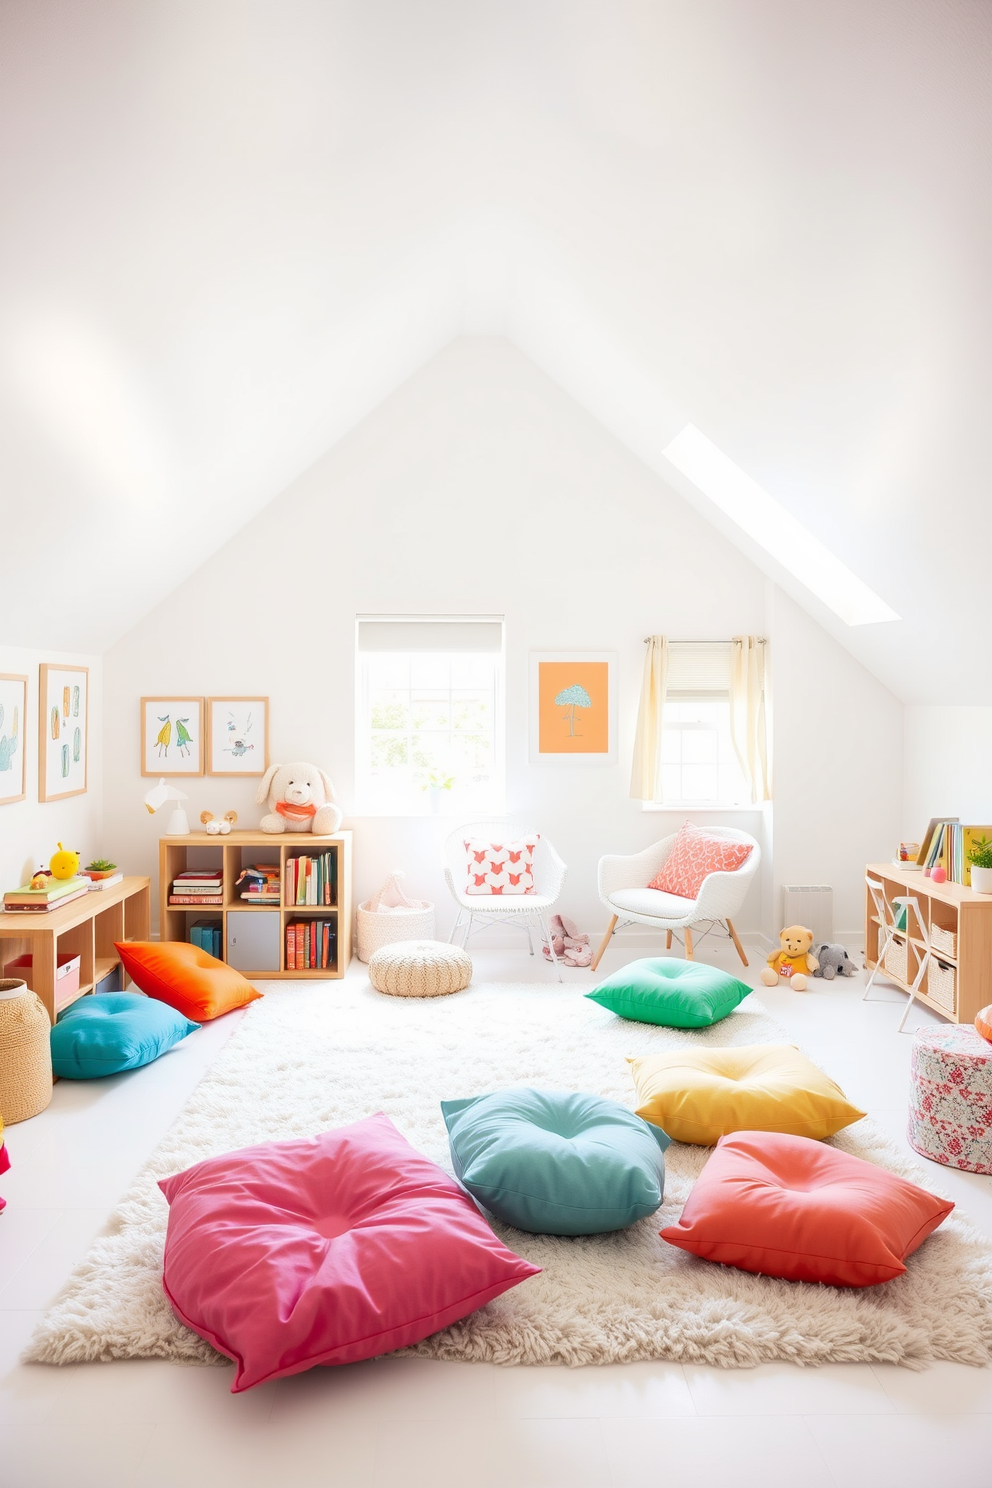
[464,836,539,895]
[648,823,751,900]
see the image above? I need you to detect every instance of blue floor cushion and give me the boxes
[441,1087,670,1235]
[586,957,751,1028]
[51,993,200,1078]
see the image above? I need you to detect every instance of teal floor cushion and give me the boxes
[51,993,200,1079]
[586,957,751,1028]
[441,1087,670,1235]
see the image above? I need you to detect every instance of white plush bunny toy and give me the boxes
[255,762,343,835]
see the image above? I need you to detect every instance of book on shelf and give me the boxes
[87,872,124,890]
[171,887,223,898]
[3,886,91,912]
[190,920,222,957]
[287,917,335,970]
[285,851,336,907]
[241,891,280,902]
[170,894,223,905]
[915,821,992,888]
[4,874,89,905]
[174,871,224,886]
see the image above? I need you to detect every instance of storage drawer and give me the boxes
[226,911,281,972]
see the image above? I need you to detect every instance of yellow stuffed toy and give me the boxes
[761,925,819,991]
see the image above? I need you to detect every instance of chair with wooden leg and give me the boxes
[591,829,760,972]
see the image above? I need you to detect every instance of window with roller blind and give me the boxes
[657,642,749,807]
[355,617,505,816]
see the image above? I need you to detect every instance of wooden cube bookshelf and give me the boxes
[159,831,352,979]
[865,862,992,1024]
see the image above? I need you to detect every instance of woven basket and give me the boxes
[884,936,909,985]
[0,979,53,1124]
[356,901,435,963]
[927,959,957,1013]
[930,925,957,957]
[368,940,472,998]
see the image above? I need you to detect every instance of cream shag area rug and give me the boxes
[27,982,992,1372]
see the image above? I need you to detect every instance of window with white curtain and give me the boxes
[657,643,749,807]
[355,617,504,816]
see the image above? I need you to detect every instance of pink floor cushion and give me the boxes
[158,1113,540,1392]
[908,1023,992,1174]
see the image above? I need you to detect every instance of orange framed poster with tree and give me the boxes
[529,653,617,763]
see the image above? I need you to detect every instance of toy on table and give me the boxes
[812,943,858,980]
[49,844,80,879]
[760,925,819,991]
[28,869,52,890]
[200,810,238,836]
[256,762,342,835]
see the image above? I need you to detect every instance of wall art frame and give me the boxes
[39,663,88,801]
[141,697,205,777]
[0,672,28,805]
[206,696,269,776]
[529,652,617,764]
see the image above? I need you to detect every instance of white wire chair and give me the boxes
[863,876,933,1032]
[591,827,760,972]
[443,820,567,982]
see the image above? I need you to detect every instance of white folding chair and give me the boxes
[864,877,932,1032]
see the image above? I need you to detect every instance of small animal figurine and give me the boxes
[760,925,819,991]
[200,810,238,836]
[812,943,858,980]
[49,843,81,880]
[29,869,52,889]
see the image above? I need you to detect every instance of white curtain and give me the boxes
[629,635,668,800]
[730,635,770,803]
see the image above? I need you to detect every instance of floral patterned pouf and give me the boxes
[908,1023,992,1173]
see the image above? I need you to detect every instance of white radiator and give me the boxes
[781,885,834,946]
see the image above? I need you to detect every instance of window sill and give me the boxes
[640,802,764,813]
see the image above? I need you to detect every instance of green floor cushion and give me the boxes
[586,957,751,1028]
[51,993,200,1078]
[442,1087,670,1236]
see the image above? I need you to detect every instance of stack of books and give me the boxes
[286,918,335,970]
[170,868,224,905]
[86,871,124,891]
[920,819,992,887]
[3,875,91,913]
[286,852,337,906]
[236,864,281,903]
[190,920,222,957]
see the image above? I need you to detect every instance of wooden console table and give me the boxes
[0,876,151,1024]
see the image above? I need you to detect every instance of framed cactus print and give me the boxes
[529,652,617,764]
[39,664,88,801]
[141,697,204,777]
[0,673,27,805]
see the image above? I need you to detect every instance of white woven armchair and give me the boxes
[444,820,568,981]
[591,827,760,971]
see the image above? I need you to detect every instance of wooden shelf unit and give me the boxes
[0,876,151,1024]
[864,862,992,1025]
[159,831,352,980]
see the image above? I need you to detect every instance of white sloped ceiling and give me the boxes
[1,1,989,702]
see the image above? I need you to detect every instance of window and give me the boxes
[656,643,749,807]
[356,617,504,816]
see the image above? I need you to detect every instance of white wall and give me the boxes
[768,589,903,942]
[0,645,104,895]
[904,707,992,836]
[101,337,904,949]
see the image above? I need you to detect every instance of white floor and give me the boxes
[3,937,992,1488]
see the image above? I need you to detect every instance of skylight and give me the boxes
[662,425,900,627]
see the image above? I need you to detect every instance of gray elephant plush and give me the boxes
[813,943,858,980]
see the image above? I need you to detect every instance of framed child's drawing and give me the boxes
[0,673,27,805]
[529,652,617,764]
[141,697,204,776]
[207,697,269,776]
[39,664,88,801]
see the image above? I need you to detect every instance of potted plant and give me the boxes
[968,837,992,894]
[420,770,454,815]
[83,858,118,881]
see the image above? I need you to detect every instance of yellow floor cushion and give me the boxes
[627,1043,865,1146]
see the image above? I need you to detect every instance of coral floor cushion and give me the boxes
[660,1131,954,1287]
[50,993,199,1078]
[628,1044,865,1145]
[158,1114,540,1392]
[115,941,261,1021]
[442,1088,671,1235]
[586,957,751,1028]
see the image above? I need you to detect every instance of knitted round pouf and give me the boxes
[0,979,54,1124]
[368,940,472,999]
[908,1023,992,1174]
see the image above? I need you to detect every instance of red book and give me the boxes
[169,895,222,905]
[295,922,304,967]
[286,925,295,970]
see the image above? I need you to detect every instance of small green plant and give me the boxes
[420,770,454,792]
[85,857,117,872]
[967,836,992,870]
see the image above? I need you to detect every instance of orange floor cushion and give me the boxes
[115,941,262,1021]
[660,1130,954,1287]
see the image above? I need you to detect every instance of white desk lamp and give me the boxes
[144,777,190,835]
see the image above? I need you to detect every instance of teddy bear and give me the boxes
[255,762,343,835]
[760,925,819,991]
[812,943,858,980]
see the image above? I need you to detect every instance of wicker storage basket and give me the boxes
[884,936,909,985]
[0,979,53,1124]
[930,925,957,957]
[927,959,957,1013]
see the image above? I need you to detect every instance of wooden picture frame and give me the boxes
[39,664,88,801]
[0,673,28,805]
[529,652,617,764]
[206,696,269,776]
[141,697,205,777]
